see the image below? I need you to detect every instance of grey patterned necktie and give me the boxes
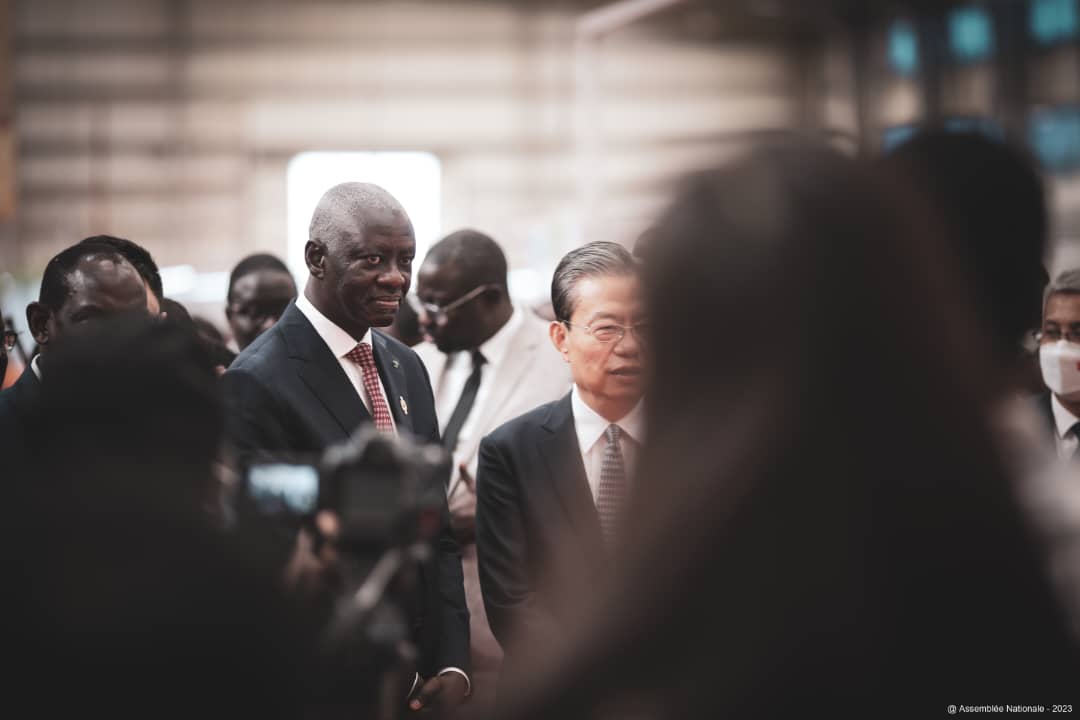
[597,424,627,544]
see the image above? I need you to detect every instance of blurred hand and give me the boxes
[457,463,475,493]
[409,673,469,715]
[282,511,342,601]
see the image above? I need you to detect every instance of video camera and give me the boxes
[237,427,451,716]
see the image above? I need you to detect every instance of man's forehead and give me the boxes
[239,269,294,291]
[68,257,144,295]
[1046,292,1080,319]
[338,223,414,245]
[419,261,465,288]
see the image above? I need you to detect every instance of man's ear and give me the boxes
[549,320,570,362]
[26,302,52,347]
[305,240,327,279]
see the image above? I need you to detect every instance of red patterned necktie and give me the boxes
[344,341,395,434]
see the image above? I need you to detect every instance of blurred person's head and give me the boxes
[81,235,164,316]
[633,224,657,261]
[27,239,149,357]
[884,130,1047,375]
[304,182,415,339]
[497,144,1075,718]
[1036,269,1080,410]
[549,242,644,422]
[193,315,237,369]
[416,228,512,353]
[30,313,222,514]
[160,298,235,376]
[13,313,305,715]
[225,253,297,350]
[161,297,193,327]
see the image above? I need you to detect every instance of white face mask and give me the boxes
[1040,340,1080,400]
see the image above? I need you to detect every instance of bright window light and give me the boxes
[286,152,442,282]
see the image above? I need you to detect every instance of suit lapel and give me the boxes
[280,303,371,437]
[541,394,603,567]
[472,318,538,436]
[372,330,414,435]
[1038,392,1056,441]
[453,316,547,469]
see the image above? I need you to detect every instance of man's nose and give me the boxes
[613,330,641,356]
[377,265,407,290]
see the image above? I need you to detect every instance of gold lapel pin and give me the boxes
[392,359,400,369]
[399,396,409,415]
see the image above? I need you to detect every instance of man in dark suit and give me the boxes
[475,242,646,686]
[222,182,470,713]
[1033,269,1080,460]
[0,239,149,457]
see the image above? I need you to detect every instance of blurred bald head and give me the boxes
[303,183,417,340]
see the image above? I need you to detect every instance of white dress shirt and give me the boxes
[296,295,468,694]
[295,294,396,432]
[1051,394,1080,462]
[434,306,522,450]
[30,355,42,381]
[570,385,645,504]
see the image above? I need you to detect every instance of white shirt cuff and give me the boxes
[437,667,471,696]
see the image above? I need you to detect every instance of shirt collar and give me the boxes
[570,384,645,455]
[295,293,372,358]
[30,354,42,381]
[1051,393,1080,439]
[476,304,522,368]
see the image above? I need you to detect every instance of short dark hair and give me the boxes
[424,229,508,290]
[81,235,163,300]
[39,239,133,312]
[551,241,637,322]
[227,253,293,304]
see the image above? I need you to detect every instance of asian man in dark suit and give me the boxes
[475,242,646,688]
[221,182,470,714]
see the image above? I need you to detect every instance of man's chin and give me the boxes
[362,308,397,328]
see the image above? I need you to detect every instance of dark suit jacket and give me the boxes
[1032,392,1057,446]
[221,302,470,676]
[0,367,41,461]
[475,393,605,681]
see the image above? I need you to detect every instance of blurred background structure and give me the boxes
[0,0,1079,331]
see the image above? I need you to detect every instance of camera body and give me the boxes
[236,427,452,716]
[240,426,450,552]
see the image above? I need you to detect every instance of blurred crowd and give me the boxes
[1,129,1079,718]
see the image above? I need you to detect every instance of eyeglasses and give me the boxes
[2,330,18,353]
[1034,328,1080,344]
[563,320,649,345]
[410,284,499,325]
